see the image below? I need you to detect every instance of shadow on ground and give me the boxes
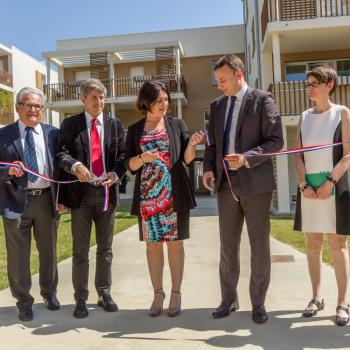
[0,305,349,349]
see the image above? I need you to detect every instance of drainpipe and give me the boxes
[254,0,262,89]
[242,0,249,84]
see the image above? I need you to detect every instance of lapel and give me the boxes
[11,121,25,160]
[78,112,90,166]
[135,118,146,154]
[235,87,253,138]
[217,96,228,143]
[164,116,177,167]
[103,115,111,167]
[41,123,53,176]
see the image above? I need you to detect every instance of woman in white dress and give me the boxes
[294,65,350,326]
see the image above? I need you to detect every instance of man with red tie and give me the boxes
[58,78,126,318]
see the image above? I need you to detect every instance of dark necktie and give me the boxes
[24,127,39,182]
[90,118,103,177]
[223,96,237,156]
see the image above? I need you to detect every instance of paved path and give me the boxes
[0,196,349,350]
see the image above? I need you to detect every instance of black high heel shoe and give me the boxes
[149,289,165,317]
[168,290,181,317]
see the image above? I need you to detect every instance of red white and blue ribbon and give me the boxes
[0,161,110,212]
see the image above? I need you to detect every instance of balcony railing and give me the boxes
[269,77,350,116]
[44,74,187,103]
[0,69,13,88]
[262,0,350,40]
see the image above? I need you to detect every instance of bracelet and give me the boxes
[298,181,309,192]
[138,154,145,164]
[326,175,337,185]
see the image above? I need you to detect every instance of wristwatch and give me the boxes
[298,182,309,192]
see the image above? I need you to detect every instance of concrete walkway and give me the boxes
[0,196,349,350]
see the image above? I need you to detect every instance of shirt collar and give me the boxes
[18,120,41,135]
[85,111,104,126]
[233,82,248,101]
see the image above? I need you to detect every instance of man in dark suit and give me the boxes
[57,78,126,318]
[0,87,61,322]
[203,55,283,323]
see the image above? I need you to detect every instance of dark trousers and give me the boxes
[3,191,58,309]
[71,185,116,300]
[217,174,272,307]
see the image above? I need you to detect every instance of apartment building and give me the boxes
[244,0,350,213]
[42,25,244,191]
[0,44,59,127]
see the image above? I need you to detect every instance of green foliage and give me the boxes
[0,88,13,112]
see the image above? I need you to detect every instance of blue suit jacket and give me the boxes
[0,121,59,219]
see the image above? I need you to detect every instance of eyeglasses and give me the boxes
[305,81,326,88]
[19,103,44,112]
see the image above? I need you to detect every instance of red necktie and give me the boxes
[90,118,103,177]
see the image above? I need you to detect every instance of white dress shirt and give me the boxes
[18,120,50,189]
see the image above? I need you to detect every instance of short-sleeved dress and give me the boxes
[139,128,189,242]
[294,105,350,234]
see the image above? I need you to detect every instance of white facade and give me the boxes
[0,44,60,128]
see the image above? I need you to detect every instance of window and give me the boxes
[129,67,145,88]
[35,71,46,89]
[204,109,210,131]
[75,71,91,81]
[337,60,350,84]
[286,64,307,81]
[0,61,3,71]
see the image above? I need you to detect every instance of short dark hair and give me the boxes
[136,80,171,114]
[306,65,338,96]
[214,55,245,75]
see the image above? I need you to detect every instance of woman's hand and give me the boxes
[189,130,205,147]
[303,186,317,199]
[316,181,334,200]
[141,149,159,163]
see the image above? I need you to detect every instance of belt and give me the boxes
[27,187,50,196]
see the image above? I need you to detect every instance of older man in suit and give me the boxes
[57,78,126,318]
[0,87,61,322]
[203,55,283,323]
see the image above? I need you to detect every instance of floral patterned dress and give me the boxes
[139,129,178,242]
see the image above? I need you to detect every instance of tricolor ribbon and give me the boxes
[0,161,110,212]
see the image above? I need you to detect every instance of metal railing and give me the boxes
[269,77,350,116]
[44,74,187,102]
[0,69,13,88]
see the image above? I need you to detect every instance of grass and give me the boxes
[0,204,137,291]
[270,216,350,266]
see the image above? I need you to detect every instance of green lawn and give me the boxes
[0,204,137,291]
[270,216,350,265]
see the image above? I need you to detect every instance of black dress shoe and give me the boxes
[73,298,88,319]
[18,306,33,322]
[43,295,60,311]
[252,305,268,324]
[97,294,118,312]
[212,301,239,319]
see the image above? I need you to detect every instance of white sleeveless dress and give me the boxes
[300,105,342,233]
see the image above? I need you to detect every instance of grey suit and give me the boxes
[0,121,59,308]
[204,87,283,306]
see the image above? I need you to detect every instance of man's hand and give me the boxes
[99,172,118,188]
[8,161,25,177]
[202,171,215,191]
[74,164,92,182]
[224,153,247,170]
[57,204,67,214]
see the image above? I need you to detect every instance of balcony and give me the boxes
[44,74,187,103]
[261,0,350,40]
[0,69,13,88]
[269,78,350,116]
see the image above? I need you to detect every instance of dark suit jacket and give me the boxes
[0,121,60,219]
[125,115,196,216]
[203,87,284,196]
[57,112,126,209]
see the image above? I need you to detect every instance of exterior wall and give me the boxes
[11,46,60,127]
